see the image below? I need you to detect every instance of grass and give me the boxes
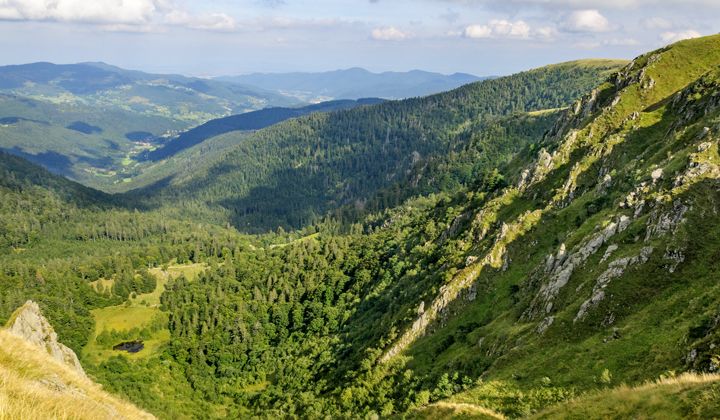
[0,329,153,419]
[411,373,720,419]
[384,35,720,420]
[408,402,505,419]
[268,232,320,249]
[83,262,206,364]
[89,278,114,294]
[532,373,720,419]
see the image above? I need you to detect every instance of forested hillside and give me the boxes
[0,62,298,189]
[141,98,384,162]
[136,60,625,231]
[109,34,720,417]
[2,34,720,419]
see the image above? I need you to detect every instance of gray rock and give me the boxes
[600,244,618,263]
[574,247,653,322]
[528,218,624,318]
[537,316,554,334]
[651,168,663,183]
[664,248,685,273]
[7,301,85,376]
[645,201,689,240]
[465,255,478,267]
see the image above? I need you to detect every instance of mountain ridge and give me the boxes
[215,67,487,100]
[2,35,720,419]
[137,58,625,231]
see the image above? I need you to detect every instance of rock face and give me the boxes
[6,300,85,376]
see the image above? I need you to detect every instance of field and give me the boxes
[82,262,206,364]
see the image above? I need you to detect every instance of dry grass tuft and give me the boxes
[0,330,153,419]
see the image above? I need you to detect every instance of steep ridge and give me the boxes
[368,34,720,416]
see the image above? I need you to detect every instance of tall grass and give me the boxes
[0,330,153,419]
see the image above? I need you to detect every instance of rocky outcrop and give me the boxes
[6,301,85,376]
[645,200,689,241]
[574,247,654,322]
[526,215,631,321]
[381,209,542,362]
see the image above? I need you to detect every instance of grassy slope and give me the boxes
[380,34,720,416]
[0,329,153,419]
[410,373,720,419]
[532,373,720,419]
[409,402,505,420]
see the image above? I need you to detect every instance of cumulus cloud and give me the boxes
[371,26,411,41]
[462,20,557,40]
[660,30,702,44]
[463,19,531,39]
[0,0,239,32]
[0,0,163,24]
[562,9,610,33]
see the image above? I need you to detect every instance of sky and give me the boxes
[0,0,718,77]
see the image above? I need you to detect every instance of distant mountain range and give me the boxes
[0,61,295,120]
[215,67,486,101]
[0,61,484,189]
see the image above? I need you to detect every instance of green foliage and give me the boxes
[4,36,720,420]
[136,60,623,232]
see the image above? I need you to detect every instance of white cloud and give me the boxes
[562,9,610,33]
[463,24,492,38]
[371,26,410,41]
[660,30,702,44]
[463,19,531,39]
[0,0,163,24]
[0,0,239,32]
[438,0,720,9]
[165,10,237,31]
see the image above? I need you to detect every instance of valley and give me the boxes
[1,28,720,419]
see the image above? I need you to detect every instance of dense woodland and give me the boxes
[136,60,622,231]
[0,60,626,417]
[4,36,720,419]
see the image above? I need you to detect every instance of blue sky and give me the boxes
[0,0,718,77]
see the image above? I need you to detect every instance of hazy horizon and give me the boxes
[0,60,489,79]
[1,1,718,77]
